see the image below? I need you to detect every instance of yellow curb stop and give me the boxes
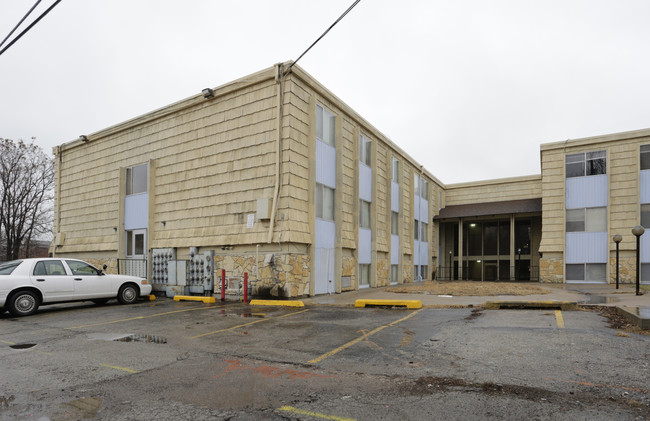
[249,299,305,307]
[484,301,578,310]
[354,299,422,309]
[173,295,216,304]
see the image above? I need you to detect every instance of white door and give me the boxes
[30,260,75,301]
[126,229,147,278]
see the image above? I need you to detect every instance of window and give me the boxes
[566,263,606,282]
[360,135,371,166]
[421,222,428,242]
[414,219,419,240]
[642,204,650,228]
[566,151,606,178]
[66,260,100,276]
[566,207,606,232]
[316,105,335,147]
[316,183,335,221]
[391,211,399,235]
[413,174,419,197]
[126,164,148,195]
[0,261,22,275]
[392,158,399,183]
[391,264,399,283]
[359,200,371,228]
[359,264,370,286]
[33,260,67,276]
[420,265,428,280]
[641,145,650,170]
[126,230,146,256]
[421,180,429,200]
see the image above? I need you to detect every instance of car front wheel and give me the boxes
[8,291,40,317]
[117,284,139,304]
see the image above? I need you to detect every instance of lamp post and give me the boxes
[449,250,453,281]
[632,225,645,296]
[613,234,622,289]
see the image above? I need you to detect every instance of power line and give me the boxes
[0,0,63,57]
[0,0,43,49]
[289,0,361,70]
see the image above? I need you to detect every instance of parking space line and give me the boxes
[191,309,309,339]
[555,310,565,329]
[65,306,215,329]
[100,363,139,374]
[277,406,355,421]
[308,309,423,364]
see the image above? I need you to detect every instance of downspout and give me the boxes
[267,63,286,244]
[54,145,63,255]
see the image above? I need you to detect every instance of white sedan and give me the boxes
[0,258,152,317]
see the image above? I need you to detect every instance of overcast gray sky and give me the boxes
[1,0,649,184]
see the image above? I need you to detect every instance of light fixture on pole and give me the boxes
[632,225,645,296]
[613,234,622,289]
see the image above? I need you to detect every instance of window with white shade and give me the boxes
[566,207,606,232]
[316,183,335,221]
[360,135,371,167]
[360,200,371,229]
[126,164,148,195]
[316,105,336,147]
[392,158,399,183]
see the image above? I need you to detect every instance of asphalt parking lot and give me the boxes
[1,298,649,420]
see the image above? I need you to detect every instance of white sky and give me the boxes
[1,0,649,184]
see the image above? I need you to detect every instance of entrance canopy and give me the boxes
[434,198,542,220]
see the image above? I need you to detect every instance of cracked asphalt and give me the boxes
[1,298,649,420]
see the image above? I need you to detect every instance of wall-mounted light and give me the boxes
[202,88,214,98]
[162,221,166,227]
[113,227,117,232]
[79,135,88,142]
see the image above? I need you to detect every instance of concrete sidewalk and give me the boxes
[301,282,649,309]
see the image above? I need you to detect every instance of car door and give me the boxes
[30,260,75,302]
[64,260,113,300]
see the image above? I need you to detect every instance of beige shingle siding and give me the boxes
[340,115,357,249]
[402,165,413,254]
[282,79,311,244]
[55,70,282,253]
[609,141,641,249]
[539,132,650,253]
[445,176,542,206]
[375,142,389,252]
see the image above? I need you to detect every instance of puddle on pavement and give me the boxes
[219,309,266,318]
[585,295,618,304]
[115,334,167,344]
[9,344,36,350]
[64,397,102,418]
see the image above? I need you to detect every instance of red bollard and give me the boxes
[243,272,248,304]
[221,269,226,302]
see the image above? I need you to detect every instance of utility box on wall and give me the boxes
[256,198,271,220]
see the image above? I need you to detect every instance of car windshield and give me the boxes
[0,260,22,275]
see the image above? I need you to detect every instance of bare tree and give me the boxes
[0,138,54,261]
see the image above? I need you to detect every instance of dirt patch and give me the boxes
[386,281,550,296]
[402,376,650,413]
[591,306,650,336]
[464,308,484,321]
